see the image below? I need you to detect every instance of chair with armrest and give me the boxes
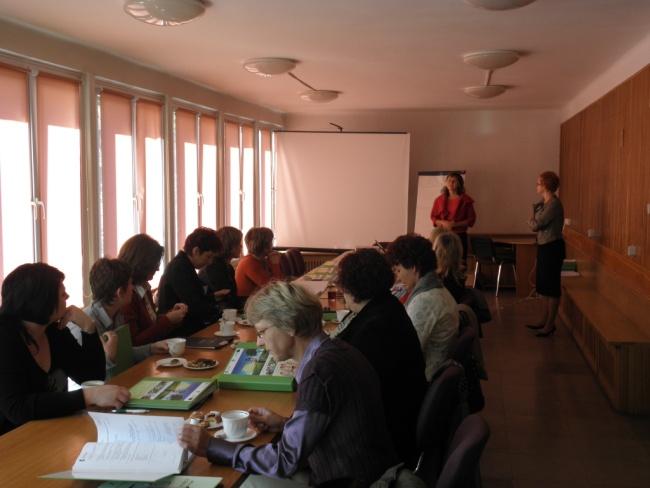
[435,414,490,488]
[414,363,463,486]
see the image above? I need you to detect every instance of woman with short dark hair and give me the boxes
[387,234,459,381]
[335,249,426,467]
[118,234,187,345]
[199,226,243,310]
[0,263,130,434]
[235,227,284,300]
[526,171,565,337]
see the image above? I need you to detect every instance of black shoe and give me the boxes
[535,327,556,337]
[526,324,545,330]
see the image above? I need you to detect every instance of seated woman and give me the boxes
[0,263,130,435]
[335,249,426,467]
[199,226,243,310]
[433,231,467,303]
[70,258,168,378]
[178,281,397,487]
[387,234,459,381]
[118,234,188,345]
[235,227,284,301]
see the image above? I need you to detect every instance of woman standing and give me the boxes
[430,173,476,261]
[527,171,565,337]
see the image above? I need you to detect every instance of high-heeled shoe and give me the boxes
[535,327,556,337]
[526,324,545,330]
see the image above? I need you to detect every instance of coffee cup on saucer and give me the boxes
[167,338,186,357]
[220,320,235,336]
[222,308,237,321]
[221,410,249,439]
[81,380,105,388]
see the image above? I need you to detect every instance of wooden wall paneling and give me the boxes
[560,114,583,233]
[620,67,650,265]
[580,101,605,240]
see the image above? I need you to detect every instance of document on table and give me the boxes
[98,475,222,487]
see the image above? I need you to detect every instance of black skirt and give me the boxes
[536,238,566,297]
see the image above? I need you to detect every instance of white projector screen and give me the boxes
[275,131,410,249]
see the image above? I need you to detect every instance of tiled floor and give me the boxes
[479,292,650,488]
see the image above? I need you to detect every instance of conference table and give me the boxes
[0,260,346,488]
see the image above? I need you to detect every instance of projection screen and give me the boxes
[274,131,410,249]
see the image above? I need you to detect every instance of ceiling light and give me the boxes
[243,58,298,77]
[463,50,519,70]
[463,85,507,98]
[124,0,208,26]
[300,90,340,103]
[464,0,536,10]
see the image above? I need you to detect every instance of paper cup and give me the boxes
[221,410,249,439]
[167,338,186,357]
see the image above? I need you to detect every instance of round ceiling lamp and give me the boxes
[463,85,507,99]
[464,0,536,10]
[300,90,340,103]
[463,50,519,70]
[124,0,208,26]
[243,58,298,77]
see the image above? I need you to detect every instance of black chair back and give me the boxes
[414,363,463,486]
[449,324,476,364]
[469,236,495,264]
[435,414,490,488]
[287,248,306,276]
[279,253,294,277]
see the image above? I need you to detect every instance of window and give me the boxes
[259,128,274,228]
[174,108,218,248]
[225,120,255,232]
[99,92,165,270]
[0,66,83,303]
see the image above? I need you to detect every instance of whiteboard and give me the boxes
[274,132,410,249]
[413,171,466,238]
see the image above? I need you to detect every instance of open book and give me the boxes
[42,412,190,482]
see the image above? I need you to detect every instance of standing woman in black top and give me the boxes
[0,263,130,434]
[527,171,565,337]
[199,226,243,310]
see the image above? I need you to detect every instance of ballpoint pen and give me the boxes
[111,408,150,414]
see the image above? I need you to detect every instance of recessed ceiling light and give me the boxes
[300,90,340,103]
[463,85,507,98]
[464,0,536,10]
[463,50,519,70]
[124,0,208,26]
[243,58,298,77]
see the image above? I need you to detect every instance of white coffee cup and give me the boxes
[221,410,249,439]
[167,338,186,357]
[220,320,235,336]
[81,380,105,388]
[223,309,237,321]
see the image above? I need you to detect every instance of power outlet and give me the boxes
[564,218,572,226]
[627,245,638,257]
[587,228,600,238]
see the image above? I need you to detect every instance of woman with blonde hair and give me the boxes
[433,231,467,303]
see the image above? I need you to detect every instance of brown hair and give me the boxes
[118,234,164,285]
[245,227,274,257]
[183,227,221,254]
[441,172,465,197]
[216,226,243,259]
[539,171,560,193]
[433,232,465,282]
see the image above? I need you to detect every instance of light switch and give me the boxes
[627,245,638,257]
[564,218,572,226]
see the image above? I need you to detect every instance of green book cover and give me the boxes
[127,376,217,410]
[217,343,296,392]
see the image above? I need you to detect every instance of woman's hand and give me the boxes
[101,331,118,363]
[248,407,287,433]
[83,385,130,409]
[177,424,211,458]
[61,306,96,333]
[150,340,169,355]
[166,303,188,324]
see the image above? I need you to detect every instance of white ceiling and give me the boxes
[0,0,649,114]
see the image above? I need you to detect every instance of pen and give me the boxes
[111,408,150,414]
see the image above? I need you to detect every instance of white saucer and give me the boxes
[237,318,251,326]
[214,427,258,442]
[155,357,187,368]
[214,331,237,338]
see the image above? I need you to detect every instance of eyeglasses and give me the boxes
[255,325,275,338]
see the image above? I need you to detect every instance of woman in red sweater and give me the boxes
[235,227,284,300]
[430,172,476,262]
[118,234,187,345]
